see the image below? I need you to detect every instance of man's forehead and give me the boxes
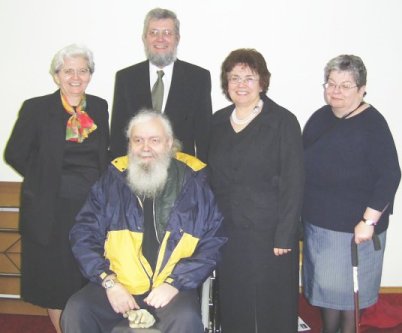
[148,18,174,29]
[130,118,167,137]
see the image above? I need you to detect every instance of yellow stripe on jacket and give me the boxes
[111,152,206,172]
[104,230,200,294]
[153,231,200,287]
[104,230,153,294]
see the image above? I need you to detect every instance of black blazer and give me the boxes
[110,59,212,162]
[4,90,109,245]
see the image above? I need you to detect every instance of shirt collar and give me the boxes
[149,61,174,85]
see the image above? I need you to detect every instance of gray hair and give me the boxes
[126,109,182,153]
[50,44,95,76]
[142,8,180,39]
[324,54,367,88]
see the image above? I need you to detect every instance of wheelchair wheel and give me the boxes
[203,270,221,333]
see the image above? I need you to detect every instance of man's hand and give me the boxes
[106,283,139,314]
[144,283,179,308]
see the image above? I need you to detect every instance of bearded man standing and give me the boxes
[110,8,212,162]
[61,110,225,333]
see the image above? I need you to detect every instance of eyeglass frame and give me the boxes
[323,81,358,92]
[228,75,259,86]
[58,68,91,78]
[147,29,175,39]
[130,135,167,148]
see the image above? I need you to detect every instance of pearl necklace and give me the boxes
[231,99,263,125]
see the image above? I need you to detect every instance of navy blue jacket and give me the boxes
[70,154,226,294]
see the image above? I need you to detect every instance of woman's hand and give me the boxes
[274,248,292,256]
[354,221,375,244]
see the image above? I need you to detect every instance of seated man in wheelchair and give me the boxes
[61,110,226,333]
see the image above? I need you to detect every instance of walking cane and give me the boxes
[351,234,381,333]
[351,238,360,333]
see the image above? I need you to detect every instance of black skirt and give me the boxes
[21,196,88,309]
[218,227,299,333]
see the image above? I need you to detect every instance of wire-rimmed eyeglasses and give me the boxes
[148,29,175,38]
[228,75,259,86]
[323,82,358,92]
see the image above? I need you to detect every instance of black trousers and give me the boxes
[61,282,204,333]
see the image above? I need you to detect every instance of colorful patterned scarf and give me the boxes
[61,93,97,143]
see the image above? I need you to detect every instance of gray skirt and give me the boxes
[302,222,386,310]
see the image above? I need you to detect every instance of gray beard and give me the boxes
[145,45,177,68]
[126,151,171,199]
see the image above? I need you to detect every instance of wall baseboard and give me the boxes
[380,287,402,293]
[0,299,46,315]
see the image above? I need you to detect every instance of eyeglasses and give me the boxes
[131,136,163,147]
[148,29,175,38]
[323,82,358,92]
[228,75,259,86]
[60,68,90,77]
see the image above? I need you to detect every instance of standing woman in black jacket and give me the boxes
[4,44,109,333]
[208,48,304,333]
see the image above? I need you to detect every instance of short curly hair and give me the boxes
[221,48,271,101]
[50,44,94,76]
[324,54,367,88]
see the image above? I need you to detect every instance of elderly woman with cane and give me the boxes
[302,54,400,333]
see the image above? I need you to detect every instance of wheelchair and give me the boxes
[112,271,221,333]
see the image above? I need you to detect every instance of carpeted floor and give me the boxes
[299,293,402,333]
[0,294,402,332]
[0,313,55,333]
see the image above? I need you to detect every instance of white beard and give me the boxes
[126,150,171,199]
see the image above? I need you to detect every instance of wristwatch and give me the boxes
[362,218,377,226]
[103,276,117,289]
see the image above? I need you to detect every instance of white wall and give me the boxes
[1,0,401,286]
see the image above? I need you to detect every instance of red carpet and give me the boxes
[0,294,402,332]
[299,293,402,333]
[0,313,55,333]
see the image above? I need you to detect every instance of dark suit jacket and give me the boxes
[4,90,109,245]
[110,59,212,162]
